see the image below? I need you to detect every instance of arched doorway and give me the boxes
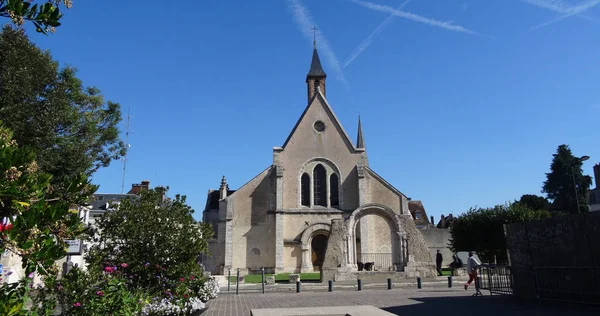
[311,234,328,272]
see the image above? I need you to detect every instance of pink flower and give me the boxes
[190,276,195,280]
[104,266,115,273]
[179,277,185,282]
[96,290,104,296]
[120,263,128,268]
[73,302,81,307]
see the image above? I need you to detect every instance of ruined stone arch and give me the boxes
[296,157,343,208]
[347,203,406,270]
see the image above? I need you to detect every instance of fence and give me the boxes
[358,253,393,271]
[475,264,513,296]
[533,266,600,305]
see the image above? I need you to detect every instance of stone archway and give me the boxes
[300,223,331,273]
[346,204,406,271]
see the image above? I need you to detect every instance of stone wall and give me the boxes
[505,211,600,298]
[418,228,453,267]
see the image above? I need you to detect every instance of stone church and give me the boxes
[202,43,434,277]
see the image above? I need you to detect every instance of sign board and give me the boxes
[0,264,3,275]
[65,239,82,255]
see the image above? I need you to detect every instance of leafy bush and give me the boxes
[86,188,213,292]
[449,202,554,263]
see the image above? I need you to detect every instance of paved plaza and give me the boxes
[204,285,599,316]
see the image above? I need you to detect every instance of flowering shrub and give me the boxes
[141,297,206,316]
[197,277,219,302]
[33,266,147,316]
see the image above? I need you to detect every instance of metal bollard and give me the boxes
[227,268,231,292]
[417,277,422,289]
[448,276,453,288]
[387,278,392,290]
[296,281,301,293]
[328,280,333,292]
[236,268,240,295]
[357,279,362,291]
[261,267,265,294]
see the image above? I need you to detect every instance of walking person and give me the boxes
[436,250,443,276]
[464,251,480,290]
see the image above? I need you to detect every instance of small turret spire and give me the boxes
[306,26,327,102]
[219,176,228,200]
[357,115,366,149]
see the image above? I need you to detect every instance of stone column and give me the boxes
[275,165,285,273]
[301,243,311,273]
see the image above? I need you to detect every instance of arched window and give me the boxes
[301,173,310,207]
[415,212,421,220]
[314,80,320,93]
[313,164,327,207]
[330,173,339,207]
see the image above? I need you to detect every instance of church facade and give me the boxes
[202,45,433,276]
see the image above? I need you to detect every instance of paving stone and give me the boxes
[203,285,600,316]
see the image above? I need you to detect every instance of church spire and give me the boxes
[357,115,366,149]
[306,27,327,102]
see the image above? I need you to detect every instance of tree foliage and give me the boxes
[0,25,126,197]
[86,188,214,290]
[449,202,554,263]
[516,194,549,211]
[0,121,95,315]
[0,0,71,34]
[542,144,592,213]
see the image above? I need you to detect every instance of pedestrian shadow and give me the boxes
[381,295,600,316]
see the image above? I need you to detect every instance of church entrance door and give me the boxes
[311,234,328,272]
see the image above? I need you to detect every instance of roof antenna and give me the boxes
[121,106,132,194]
[311,26,318,49]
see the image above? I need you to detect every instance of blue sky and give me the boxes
[24,0,600,222]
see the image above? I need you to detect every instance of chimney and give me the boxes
[141,180,150,191]
[219,176,228,200]
[430,216,434,225]
[594,163,600,189]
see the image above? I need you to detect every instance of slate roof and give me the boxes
[90,194,137,210]
[204,189,237,210]
[408,200,431,227]
[306,48,327,79]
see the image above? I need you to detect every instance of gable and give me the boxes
[281,89,359,153]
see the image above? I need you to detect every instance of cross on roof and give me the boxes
[312,26,319,48]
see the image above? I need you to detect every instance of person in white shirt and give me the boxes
[464,251,481,290]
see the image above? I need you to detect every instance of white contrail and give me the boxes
[344,0,411,68]
[351,0,476,34]
[521,0,597,21]
[287,0,349,89]
[524,0,600,30]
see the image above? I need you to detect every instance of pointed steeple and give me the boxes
[357,115,366,149]
[306,32,327,102]
[306,47,327,79]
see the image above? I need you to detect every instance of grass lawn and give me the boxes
[229,273,321,284]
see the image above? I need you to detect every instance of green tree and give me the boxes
[86,188,214,291]
[449,202,553,263]
[0,122,95,315]
[542,144,592,214]
[0,25,126,198]
[516,194,549,211]
[1,0,71,34]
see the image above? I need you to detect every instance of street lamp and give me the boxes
[572,155,590,213]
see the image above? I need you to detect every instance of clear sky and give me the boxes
[24,0,600,222]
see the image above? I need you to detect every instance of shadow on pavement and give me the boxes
[382,295,600,316]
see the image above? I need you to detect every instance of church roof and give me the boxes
[357,116,365,148]
[306,48,327,79]
[204,189,237,210]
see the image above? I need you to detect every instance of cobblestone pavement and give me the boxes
[203,285,600,316]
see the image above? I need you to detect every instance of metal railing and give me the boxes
[358,253,393,271]
[475,264,514,296]
[533,266,600,305]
